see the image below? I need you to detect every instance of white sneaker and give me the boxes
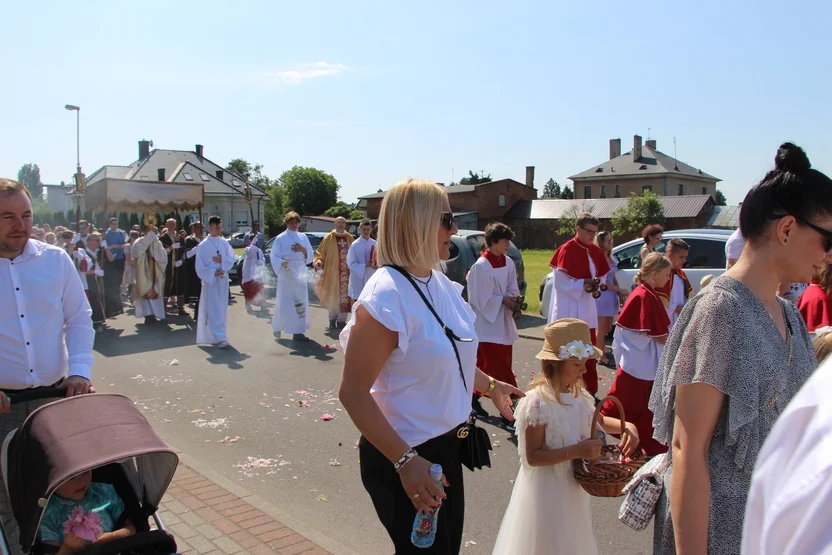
[215,341,230,349]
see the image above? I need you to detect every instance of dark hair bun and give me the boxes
[775,142,811,174]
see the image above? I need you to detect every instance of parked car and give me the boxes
[227,231,248,249]
[538,229,733,319]
[442,230,527,300]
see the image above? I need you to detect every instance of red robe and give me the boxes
[549,237,611,279]
[601,283,669,456]
[655,268,693,308]
[798,282,832,333]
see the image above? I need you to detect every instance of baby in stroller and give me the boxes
[40,471,135,554]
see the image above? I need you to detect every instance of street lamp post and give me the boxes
[65,105,84,230]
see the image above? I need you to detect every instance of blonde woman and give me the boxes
[339,179,522,555]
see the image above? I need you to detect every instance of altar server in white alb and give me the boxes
[346,219,377,303]
[195,216,235,348]
[271,211,314,341]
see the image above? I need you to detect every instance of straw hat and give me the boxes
[700,274,714,289]
[536,318,604,361]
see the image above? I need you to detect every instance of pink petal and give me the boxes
[320,414,334,421]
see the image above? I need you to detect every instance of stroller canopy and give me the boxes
[7,394,178,551]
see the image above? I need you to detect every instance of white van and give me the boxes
[539,229,733,319]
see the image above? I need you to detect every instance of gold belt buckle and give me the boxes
[457,427,469,439]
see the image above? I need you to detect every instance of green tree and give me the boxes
[281,166,339,216]
[183,215,192,232]
[555,201,597,236]
[118,212,130,230]
[542,178,562,199]
[459,170,492,185]
[324,201,363,219]
[17,163,44,199]
[715,189,727,206]
[129,212,140,229]
[560,185,574,199]
[611,191,666,237]
[53,211,68,227]
[30,196,51,224]
[264,183,286,237]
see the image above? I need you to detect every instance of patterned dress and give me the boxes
[335,235,351,313]
[648,276,816,554]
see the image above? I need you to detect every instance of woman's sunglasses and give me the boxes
[772,214,832,253]
[441,212,455,230]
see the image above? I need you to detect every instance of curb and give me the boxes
[173,449,360,555]
[517,332,544,341]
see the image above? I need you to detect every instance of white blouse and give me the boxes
[340,267,479,447]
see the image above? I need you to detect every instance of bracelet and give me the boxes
[394,448,418,473]
[483,376,496,397]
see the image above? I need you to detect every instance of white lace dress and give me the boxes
[492,386,600,555]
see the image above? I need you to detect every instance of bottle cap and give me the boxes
[429,464,443,480]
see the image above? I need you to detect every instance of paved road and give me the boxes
[95,292,653,555]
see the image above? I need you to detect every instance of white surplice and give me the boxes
[271,230,314,334]
[547,258,607,327]
[195,236,235,345]
[666,273,687,328]
[242,244,265,284]
[467,256,519,345]
[346,236,376,299]
[131,233,167,319]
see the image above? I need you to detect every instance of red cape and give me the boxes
[656,267,694,307]
[482,250,507,268]
[549,237,611,280]
[616,283,670,337]
[798,283,832,333]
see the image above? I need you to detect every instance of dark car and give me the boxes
[442,230,526,300]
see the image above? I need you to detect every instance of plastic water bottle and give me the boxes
[411,464,444,548]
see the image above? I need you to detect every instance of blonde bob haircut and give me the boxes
[376,179,446,271]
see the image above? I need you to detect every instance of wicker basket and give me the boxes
[573,395,646,497]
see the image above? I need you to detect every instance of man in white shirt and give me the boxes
[195,216,235,349]
[742,354,832,555]
[0,178,95,553]
[346,219,377,303]
[271,211,314,341]
[725,227,745,269]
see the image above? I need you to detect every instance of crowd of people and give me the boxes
[3,140,832,555]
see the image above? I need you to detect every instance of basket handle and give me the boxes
[588,395,625,469]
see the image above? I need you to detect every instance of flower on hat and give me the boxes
[559,340,594,360]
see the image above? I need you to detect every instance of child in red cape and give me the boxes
[797,262,832,336]
[602,252,672,456]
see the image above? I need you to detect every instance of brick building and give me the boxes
[570,135,721,201]
[356,167,539,229]
[506,195,716,249]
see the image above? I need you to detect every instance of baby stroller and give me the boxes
[0,389,180,555]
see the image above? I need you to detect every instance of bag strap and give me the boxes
[385,265,470,391]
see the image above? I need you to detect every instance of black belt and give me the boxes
[1,378,64,396]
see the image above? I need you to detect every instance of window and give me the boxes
[447,240,460,260]
[466,235,485,259]
[498,194,506,207]
[615,183,621,198]
[183,173,194,181]
[200,173,210,181]
[600,184,607,198]
[235,211,249,228]
[702,186,707,195]
[678,183,684,195]
[642,185,653,193]
[583,186,592,199]
[682,238,727,269]
[232,180,242,187]
[614,243,646,270]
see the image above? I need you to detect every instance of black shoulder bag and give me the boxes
[385,265,493,471]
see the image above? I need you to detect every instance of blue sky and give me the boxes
[2,0,829,206]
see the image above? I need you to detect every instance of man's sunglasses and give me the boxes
[772,214,832,253]
[441,212,455,230]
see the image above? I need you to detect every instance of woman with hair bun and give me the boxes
[649,142,832,555]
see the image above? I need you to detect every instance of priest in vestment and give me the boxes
[195,216,235,349]
[346,219,376,302]
[467,223,521,428]
[313,217,354,329]
[132,219,167,324]
[272,211,315,341]
[546,212,610,396]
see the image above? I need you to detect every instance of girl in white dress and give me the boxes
[492,318,640,555]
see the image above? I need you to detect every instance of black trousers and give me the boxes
[104,259,125,317]
[359,428,465,555]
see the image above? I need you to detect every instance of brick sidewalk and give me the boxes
[159,463,330,555]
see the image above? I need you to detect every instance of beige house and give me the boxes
[570,135,720,200]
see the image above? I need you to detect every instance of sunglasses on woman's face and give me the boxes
[441,212,455,230]
[773,214,832,254]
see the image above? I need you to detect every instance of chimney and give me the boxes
[525,166,535,188]
[138,140,151,160]
[609,138,621,160]
[645,139,656,151]
[157,168,166,181]
[195,144,204,158]
[633,135,643,161]
[215,170,224,181]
